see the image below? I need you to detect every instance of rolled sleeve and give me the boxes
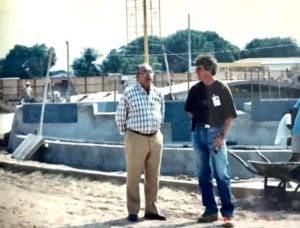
[222,85,237,119]
[115,95,128,135]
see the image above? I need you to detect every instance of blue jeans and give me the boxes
[192,126,234,217]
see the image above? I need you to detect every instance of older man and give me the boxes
[185,55,237,227]
[115,63,166,222]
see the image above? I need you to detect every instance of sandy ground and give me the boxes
[0,113,299,227]
[0,166,299,228]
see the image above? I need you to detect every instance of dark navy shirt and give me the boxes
[185,80,237,130]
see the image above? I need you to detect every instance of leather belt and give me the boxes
[195,123,211,128]
[129,129,158,137]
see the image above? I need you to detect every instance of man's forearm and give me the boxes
[220,117,233,137]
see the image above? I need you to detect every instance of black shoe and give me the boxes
[197,212,218,223]
[127,214,138,222]
[144,213,167,221]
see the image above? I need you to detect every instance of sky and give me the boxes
[0,0,299,70]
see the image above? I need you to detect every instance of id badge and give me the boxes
[212,94,221,107]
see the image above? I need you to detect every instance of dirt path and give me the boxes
[0,167,299,227]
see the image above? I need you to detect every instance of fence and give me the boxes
[0,70,297,102]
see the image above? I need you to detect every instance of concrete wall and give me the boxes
[9,135,293,179]
[9,101,281,147]
[251,99,298,122]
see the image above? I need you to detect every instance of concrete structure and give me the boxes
[235,57,300,71]
[8,101,295,179]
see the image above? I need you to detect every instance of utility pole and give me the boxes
[66,41,70,78]
[66,41,70,101]
[143,0,149,64]
[188,14,192,73]
[188,14,192,91]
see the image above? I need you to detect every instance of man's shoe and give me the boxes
[222,216,234,227]
[197,212,218,223]
[144,213,167,221]
[127,214,138,222]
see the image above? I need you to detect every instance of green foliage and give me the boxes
[0,44,56,78]
[72,48,101,76]
[100,31,240,74]
[0,58,3,76]
[101,36,163,75]
[241,37,299,58]
[164,30,240,72]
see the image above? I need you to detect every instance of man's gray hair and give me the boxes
[136,63,154,77]
[194,55,218,75]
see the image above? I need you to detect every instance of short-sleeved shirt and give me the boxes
[115,83,165,135]
[185,80,237,130]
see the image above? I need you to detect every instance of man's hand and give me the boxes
[214,136,224,150]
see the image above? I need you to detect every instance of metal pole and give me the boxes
[84,75,87,94]
[143,0,149,64]
[114,78,116,111]
[135,0,138,38]
[66,41,71,101]
[158,0,161,37]
[101,75,104,91]
[150,0,153,35]
[258,70,262,100]
[162,45,172,96]
[38,48,54,136]
[188,14,192,74]
[278,84,281,99]
[268,71,271,98]
[250,67,254,102]
[66,41,70,79]
[125,0,129,44]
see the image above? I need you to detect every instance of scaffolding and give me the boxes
[126,0,161,44]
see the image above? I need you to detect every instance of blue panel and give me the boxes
[171,120,191,141]
[251,99,298,122]
[23,104,78,123]
[233,98,251,110]
[165,101,191,141]
[98,102,117,112]
[165,101,190,122]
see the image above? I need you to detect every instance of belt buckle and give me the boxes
[205,124,210,128]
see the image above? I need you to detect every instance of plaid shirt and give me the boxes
[115,82,165,135]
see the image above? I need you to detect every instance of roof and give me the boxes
[234,57,300,71]
[235,57,300,65]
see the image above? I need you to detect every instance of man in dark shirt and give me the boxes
[185,55,237,227]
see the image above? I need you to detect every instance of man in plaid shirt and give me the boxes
[115,63,166,222]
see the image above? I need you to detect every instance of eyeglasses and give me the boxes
[137,69,152,75]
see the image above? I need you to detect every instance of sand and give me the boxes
[0,165,299,228]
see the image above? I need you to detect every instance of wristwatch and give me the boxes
[218,132,226,138]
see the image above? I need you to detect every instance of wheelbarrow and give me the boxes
[228,150,300,199]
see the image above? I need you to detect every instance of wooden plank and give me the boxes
[12,134,45,160]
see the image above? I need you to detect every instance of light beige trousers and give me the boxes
[124,129,163,215]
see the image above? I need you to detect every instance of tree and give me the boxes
[241,37,300,58]
[0,44,56,78]
[100,31,240,74]
[101,49,124,74]
[164,30,240,72]
[72,48,101,76]
[101,36,163,75]
[0,58,3,76]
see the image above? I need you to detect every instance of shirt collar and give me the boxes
[137,81,153,94]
